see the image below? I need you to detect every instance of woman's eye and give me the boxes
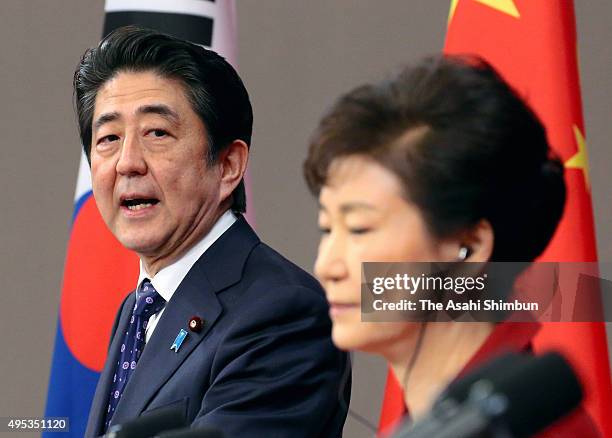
[349,228,372,235]
[318,227,331,235]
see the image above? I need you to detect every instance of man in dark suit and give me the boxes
[77,27,350,437]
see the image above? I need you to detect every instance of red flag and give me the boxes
[378,1,612,435]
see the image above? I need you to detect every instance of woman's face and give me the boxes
[315,155,456,353]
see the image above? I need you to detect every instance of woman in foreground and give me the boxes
[303,55,600,437]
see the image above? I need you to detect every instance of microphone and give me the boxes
[435,352,529,406]
[392,352,583,438]
[157,427,225,437]
[104,403,188,437]
[102,404,225,438]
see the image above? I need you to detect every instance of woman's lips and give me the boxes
[329,302,360,317]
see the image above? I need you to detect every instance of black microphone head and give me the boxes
[436,351,530,408]
[109,403,189,438]
[395,351,583,438]
[486,352,583,437]
[157,427,225,438]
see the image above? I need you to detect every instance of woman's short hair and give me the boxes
[303,55,566,262]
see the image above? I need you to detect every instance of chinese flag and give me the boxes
[378,1,612,436]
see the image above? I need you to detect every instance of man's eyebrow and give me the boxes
[137,104,180,125]
[93,112,120,132]
[92,104,181,134]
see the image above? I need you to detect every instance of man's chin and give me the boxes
[116,235,162,256]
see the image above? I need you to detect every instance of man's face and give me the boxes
[90,71,224,271]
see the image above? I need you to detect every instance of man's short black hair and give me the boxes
[74,25,253,213]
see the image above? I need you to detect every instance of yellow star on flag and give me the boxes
[449,0,520,24]
[565,125,591,191]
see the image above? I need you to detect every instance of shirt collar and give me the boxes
[137,210,238,302]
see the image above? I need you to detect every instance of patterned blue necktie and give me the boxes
[104,279,166,431]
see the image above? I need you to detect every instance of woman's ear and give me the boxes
[460,219,494,262]
[437,219,494,263]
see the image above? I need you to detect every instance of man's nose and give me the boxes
[116,134,147,176]
[314,233,348,284]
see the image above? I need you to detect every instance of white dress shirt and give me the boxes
[136,210,237,343]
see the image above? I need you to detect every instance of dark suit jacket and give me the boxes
[86,216,350,437]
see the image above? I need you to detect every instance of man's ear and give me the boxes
[218,139,249,202]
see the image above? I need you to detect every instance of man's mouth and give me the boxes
[121,198,160,211]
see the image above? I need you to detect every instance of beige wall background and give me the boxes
[0,1,610,437]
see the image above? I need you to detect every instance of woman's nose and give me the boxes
[314,233,349,283]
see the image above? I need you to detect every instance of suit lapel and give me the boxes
[109,216,260,426]
[87,293,136,436]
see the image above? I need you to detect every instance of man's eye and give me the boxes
[318,227,331,235]
[98,134,119,144]
[349,228,371,235]
[148,129,168,138]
